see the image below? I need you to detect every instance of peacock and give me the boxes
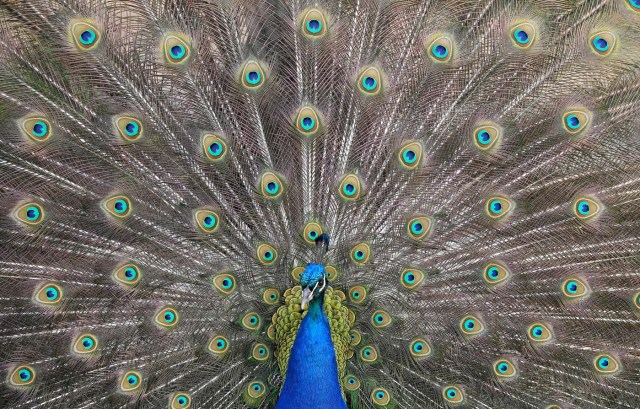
[2,0,640,408]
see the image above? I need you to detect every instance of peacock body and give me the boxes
[1,0,640,408]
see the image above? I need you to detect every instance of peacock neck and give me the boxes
[275,293,347,409]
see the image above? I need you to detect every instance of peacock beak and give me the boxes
[301,287,313,311]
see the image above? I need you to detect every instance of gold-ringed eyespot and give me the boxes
[119,370,142,393]
[460,314,486,337]
[208,335,229,355]
[251,343,270,361]
[325,265,339,282]
[510,22,536,48]
[300,8,328,38]
[262,288,280,304]
[70,20,101,51]
[483,261,510,286]
[344,374,360,391]
[102,194,132,218]
[163,33,191,64]
[493,358,518,380]
[241,312,262,331]
[113,262,142,288]
[527,322,553,343]
[257,244,277,265]
[154,306,179,329]
[359,345,379,363]
[426,34,453,62]
[212,273,236,295]
[371,310,392,328]
[302,221,323,244]
[19,116,52,142]
[291,266,304,282]
[113,115,143,142]
[240,60,267,90]
[406,216,433,241]
[562,109,591,134]
[72,333,99,355]
[8,365,36,387]
[357,66,383,95]
[170,392,192,409]
[349,285,367,304]
[371,387,391,406]
[409,337,432,359]
[338,173,363,200]
[350,242,371,264]
[243,380,267,404]
[260,171,285,199]
[593,353,621,375]
[33,282,63,306]
[400,268,425,290]
[561,277,591,300]
[398,141,423,170]
[572,196,601,220]
[590,31,616,56]
[442,385,464,404]
[202,133,228,162]
[13,201,45,226]
[485,195,513,219]
[295,106,321,136]
[473,123,501,151]
[349,329,362,346]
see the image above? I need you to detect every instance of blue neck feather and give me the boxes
[275,293,347,409]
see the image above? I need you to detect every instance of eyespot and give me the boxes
[371,387,391,406]
[593,353,621,375]
[291,266,305,282]
[102,194,132,218]
[371,310,392,328]
[260,171,285,199]
[251,343,270,362]
[302,222,323,244]
[561,277,590,300]
[154,307,179,329]
[212,273,236,295]
[427,34,453,62]
[119,370,142,393]
[13,201,45,226]
[338,173,363,200]
[357,66,383,95]
[244,380,267,403]
[510,22,536,48]
[20,116,52,142]
[349,285,368,304]
[350,242,371,264]
[398,141,423,170]
[256,289,277,306]
[349,329,362,346]
[442,386,464,404]
[70,20,101,50]
[72,333,99,355]
[562,109,591,134]
[400,268,425,290]
[301,8,328,38]
[460,314,486,337]
[170,392,192,409]
[627,0,640,11]
[8,365,36,387]
[344,374,360,391]
[194,208,221,233]
[202,133,228,162]
[257,243,277,266]
[295,106,321,136]
[241,312,262,331]
[406,216,433,241]
[485,195,513,219]
[34,282,63,306]
[572,196,601,220]
[208,335,229,355]
[493,358,518,379]
[163,33,191,64]
[483,261,510,286]
[113,115,143,142]
[473,123,501,151]
[590,31,616,56]
[409,337,432,359]
[241,60,266,90]
[527,322,553,343]
[324,265,339,283]
[113,263,142,288]
[359,345,379,363]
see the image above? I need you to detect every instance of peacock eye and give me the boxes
[324,265,339,283]
[371,387,391,406]
[359,345,379,363]
[371,310,392,328]
[483,261,510,286]
[251,343,271,361]
[208,335,229,355]
[344,374,360,390]
[493,358,517,379]
[485,195,513,219]
[398,141,423,169]
[162,33,191,64]
[102,194,132,218]
[119,371,142,393]
[350,242,371,264]
[572,196,601,220]
[628,0,640,10]
[194,209,221,233]
[349,329,362,346]
[427,34,453,62]
[257,243,278,265]
[13,201,45,226]
[113,263,142,287]
[406,216,433,241]
[409,337,432,360]
[562,109,591,134]
[301,9,328,38]
[241,311,262,331]
[357,66,383,95]
[70,20,101,50]
[212,273,236,295]
[302,222,323,244]
[202,133,228,162]
[8,365,36,387]
[510,22,536,48]
[244,380,267,405]
[113,115,143,142]
[527,322,553,343]
[442,386,464,404]
[154,307,179,329]
[338,173,363,200]
[260,171,285,199]
[291,266,305,282]
[72,333,99,355]
[593,353,621,375]
[20,116,52,142]
[170,392,192,408]
[590,31,616,56]
[473,123,501,151]
[561,277,590,300]
[460,314,486,337]
[262,288,280,304]
[400,268,425,290]
[295,106,321,136]
[241,60,267,90]
[349,285,367,304]
[34,282,63,306]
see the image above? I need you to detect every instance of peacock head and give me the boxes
[300,263,327,310]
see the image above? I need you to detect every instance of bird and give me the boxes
[1,0,640,408]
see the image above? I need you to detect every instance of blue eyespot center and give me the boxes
[222,278,232,288]
[566,281,578,294]
[411,221,424,234]
[170,45,186,59]
[631,0,640,8]
[252,383,262,391]
[446,388,457,398]
[566,114,581,129]
[263,251,273,261]
[266,181,279,195]
[498,362,508,373]
[177,396,187,406]
[598,357,610,368]
[514,29,530,44]
[114,199,128,214]
[301,116,315,130]
[203,215,216,228]
[306,19,322,34]
[270,293,277,300]
[124,267,137,280]
[532,326,543,338]
[355,250,364,260]
[343,183,356,195]
[577,201,590,215]
[208,142,222,156]
[488,267,499,279]
[490,200,503,214]
[364,349,371,356]
[413,342,424,352]
[403,149,417,164]
[246,71,261,85]
[348,377,355,384]
[405,272,415,284]
[362,76,377,91]
[45,286,58,300]
[80,29,96,45]
[26,206,40,221]
[216,339,225,348]
[375,314,384,322]
[250,316,258,324]
[127,374,138,385]
[18,369,31,381]
[82,337,94,349]
[432,44,449,59]
[32,121,48,137]
[593,37,609,51]
[464,319,475,330]
[477,130,491,145]
[125,122,139,136]
[376,391,385,399]
[164,311,175,323]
